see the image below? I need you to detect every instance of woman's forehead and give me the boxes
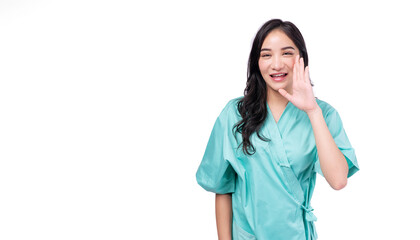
[261,30,296,49]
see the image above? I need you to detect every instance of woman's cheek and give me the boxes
[287,58,295,69]
[259,59,269,72]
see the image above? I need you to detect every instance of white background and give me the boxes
[1,0,419,239]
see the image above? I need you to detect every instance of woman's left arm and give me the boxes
[306,106,348,190]
[278,55,348,190]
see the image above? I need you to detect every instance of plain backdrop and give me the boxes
[1,0,419,239]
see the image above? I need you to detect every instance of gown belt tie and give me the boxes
[301,205,318,239]
[301,205,317,221]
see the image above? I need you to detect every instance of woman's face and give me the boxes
[258,29,299,97]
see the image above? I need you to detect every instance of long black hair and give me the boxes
[233,19,309,155]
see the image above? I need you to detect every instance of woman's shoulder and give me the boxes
[218,96,243,121]
[315,98,339,117]
[220,96,243,113]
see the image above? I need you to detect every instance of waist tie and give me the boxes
[301,205,318,240]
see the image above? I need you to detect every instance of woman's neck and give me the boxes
[266,88,288,108]
[266,89,289,123]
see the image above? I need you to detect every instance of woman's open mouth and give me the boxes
[270,73,287,82]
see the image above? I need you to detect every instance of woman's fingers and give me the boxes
[293,55,301,83]
[300,57,305,83]
[296,56,310,84]
[293,55,299,83]
[293,55,311,85]
[305,65,310,84]
[294,55,307,84]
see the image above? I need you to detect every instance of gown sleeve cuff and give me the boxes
[314,148,359,178]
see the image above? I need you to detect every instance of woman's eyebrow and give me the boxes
[281,46,295,50]
[260,46,295,52]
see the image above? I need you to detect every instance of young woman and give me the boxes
[196,19,359,240]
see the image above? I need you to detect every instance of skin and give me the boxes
[216,29,349,240]
[215,193,232,240]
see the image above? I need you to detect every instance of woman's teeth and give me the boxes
[272,73,286,77]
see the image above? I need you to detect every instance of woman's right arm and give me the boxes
[215,193,232,240]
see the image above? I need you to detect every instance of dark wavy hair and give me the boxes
[233,19,309,155]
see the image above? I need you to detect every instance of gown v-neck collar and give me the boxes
[266,101,292,126]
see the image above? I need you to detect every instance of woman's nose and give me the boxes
[271,55,284,70]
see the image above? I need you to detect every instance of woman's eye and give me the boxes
[283,52,293,56]
[261,54,271,57]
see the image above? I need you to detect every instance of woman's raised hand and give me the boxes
[278,55,318,113]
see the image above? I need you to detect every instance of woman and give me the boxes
[196,19,359,240]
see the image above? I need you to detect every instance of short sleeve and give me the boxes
[196,103,238,194]
[314,108,360,178]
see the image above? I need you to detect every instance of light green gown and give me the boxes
[196,97,359,240]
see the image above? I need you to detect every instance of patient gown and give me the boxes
[196,97,359,240]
